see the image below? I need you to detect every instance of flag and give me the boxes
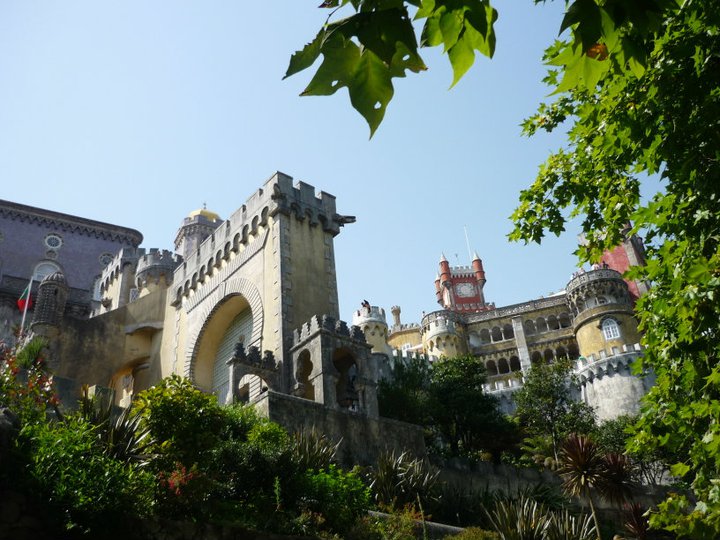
[17,284,32,312]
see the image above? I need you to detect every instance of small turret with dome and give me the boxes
[174,204,222,260]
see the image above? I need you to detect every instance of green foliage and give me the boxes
[0,336,60,423]
[378,356,431,426]
[285,0,497,136]
[369,450,440,510]
[484,495,596,540]
[135,374,226,468]
[292,428,340,472]
[77,385,153,465]
[20,414,154,534]
[513,359,596,464]
[298,464,371,534]
[445,527,500,540]
[510,1,720,534]
[379,355,518,459]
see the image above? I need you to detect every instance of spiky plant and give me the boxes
[623,502,651,540]
[557,434,603,539]
[484,496,548,540]
[292,428,340,471]
[597,452,634,507]
[370,450,440,509]
[78,385,152,465]
[545,508,596,540]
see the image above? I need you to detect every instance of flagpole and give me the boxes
[19,276,33,336]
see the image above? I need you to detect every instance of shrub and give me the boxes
[134,375,225,468]
[297,465,370,534]
[21,414,154,534]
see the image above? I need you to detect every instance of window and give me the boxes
[44,233,63,249]
[602,318,621,340]
[33,261,61,282]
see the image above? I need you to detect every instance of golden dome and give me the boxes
[188,204,220,222]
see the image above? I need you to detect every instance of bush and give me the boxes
[21,415,154,534]
[297,465,370,534]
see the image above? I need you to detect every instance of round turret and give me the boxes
[174,205,222,260]
[566,268,641,355]
[566,268,650,421]
[352,305,394,359]
[31,271,68,336]
[420,310,466,360]
[136,249,182,296]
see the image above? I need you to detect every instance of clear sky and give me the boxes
[0,1,583,326]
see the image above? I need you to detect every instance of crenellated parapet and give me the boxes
[565,268,632,318]
[421,310,462,341]
[99,247,146,295]
[575,344,643,384]
[172,172,354,307]
[292,314,366,347]
[135,249,182,289]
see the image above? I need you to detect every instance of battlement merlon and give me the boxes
[101,247,147,283]
[136,249,183,287]
[255,172,355,237]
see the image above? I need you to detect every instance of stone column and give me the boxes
[512,316,532,372]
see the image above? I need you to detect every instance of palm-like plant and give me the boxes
[558,434,636,539]
[484,496,548,540]
[557,434,604,539]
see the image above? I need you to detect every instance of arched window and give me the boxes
[33,261,61,282]
[602,318,621,340]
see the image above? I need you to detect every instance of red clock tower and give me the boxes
[434,253,493,314]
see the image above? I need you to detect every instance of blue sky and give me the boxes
[0,1,582,325]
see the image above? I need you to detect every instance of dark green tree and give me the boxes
[379,355,517,459]
[514,359,596,463]
[290,1,720,533]
[378,355,431,426]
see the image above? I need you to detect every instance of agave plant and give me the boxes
[484,496,548,540]
[545,508,596,540]
[292,427,340,471]
[77,385,153,465]
[370,450,440,509]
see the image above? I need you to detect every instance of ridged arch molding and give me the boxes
[184,277,264,380]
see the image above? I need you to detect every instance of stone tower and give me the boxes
[421,310,467,360]
[30,271,68,338]
[435,253,490,313]
[351,304,395,379]
[174,206,222,260]
[288,315,378,416]
[565,268,652,421]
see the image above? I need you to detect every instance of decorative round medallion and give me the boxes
[44,233,63,249]
[99,253,114,266]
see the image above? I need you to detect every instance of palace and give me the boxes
[0,172,653,462]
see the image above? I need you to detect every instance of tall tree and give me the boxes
[514,359,596,463]
[379,355,516,459]
[510,3,720,536]
[291,1,720,533]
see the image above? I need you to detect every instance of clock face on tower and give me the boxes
[455,282,476,297]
